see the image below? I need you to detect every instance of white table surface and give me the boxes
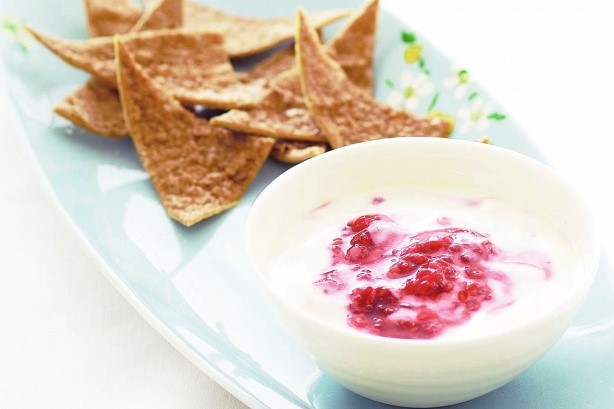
[1,0,612,408]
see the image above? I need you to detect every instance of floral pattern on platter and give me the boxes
[1,15,29,53]
[386,71,434,111]
[458,96,498,134]
[384,30,507,141]
[2,13,508,143]
[444,66,470,101]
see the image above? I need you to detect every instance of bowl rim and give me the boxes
[246,137,601,348]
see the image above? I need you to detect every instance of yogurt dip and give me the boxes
[266,189,577,340]
[247,138,599,406]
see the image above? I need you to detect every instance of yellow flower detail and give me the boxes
[403,44,423,64]
[425,111,455,133]
[403,86,415,98]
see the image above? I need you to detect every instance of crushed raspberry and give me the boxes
[347,215,380,232]
[346,244,370,262]
[410,236,453,254]
[350,231,374,247]
[314,213,516,339]
[349,286,399,316]
[388,260,414,278]
[401,253,428,265]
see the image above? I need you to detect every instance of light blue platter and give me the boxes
[1,0,613,407]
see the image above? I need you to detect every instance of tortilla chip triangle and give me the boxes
[210,0,379,143]
[55,0,187,136]
[295,8,451,149]
[270,139,328,163]
[183,2,349,57]
[326,0,378,94]
[114,36,274,226]
[28,27,117,85]
[242,46,296,84]
[239,27,328,85]
[212,69,326,143]
[28,28,266,108]
[54,78,127,137]
[84,0,141,37]
[118,29,263,108]
[130,0,183,32]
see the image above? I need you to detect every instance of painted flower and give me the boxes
[457,97,494,134]
[444,66,471,100]
[404,44,423,64]
[386,71,434,111]
[1,15,29,52]
[400,30,423,64]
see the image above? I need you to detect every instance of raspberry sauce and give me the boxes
[314,213,517,339]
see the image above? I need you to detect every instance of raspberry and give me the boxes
[460,252,475,263]
[412,235,453,254]
[401,252,428,265]
[404,268,447,297]
[390,313,444,339]
[348,286,399,316]
[416,309,440,322]
[449,243,461,253]
[345,244,370,262]
[388,260,413,278]
[347,215,380,232]
[324,218,511,340]
[437,261,457,280]
[350,230,374,247]
[457,282,491,311]
[396,319,418,333]
[458,289,468,303]
[467,282,490,298]
[465,300,480,311]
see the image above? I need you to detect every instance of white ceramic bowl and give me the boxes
[245,137,599,407]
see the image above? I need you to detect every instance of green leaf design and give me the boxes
[401,30,416,44]
[384,79,395,89]
[487,112,506,120]
[2,15,29,53]
[427,93,439,112]
[467,92,478,101]
[2,20,17,32]
[418,57,430,76]
[457,69,470,84]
